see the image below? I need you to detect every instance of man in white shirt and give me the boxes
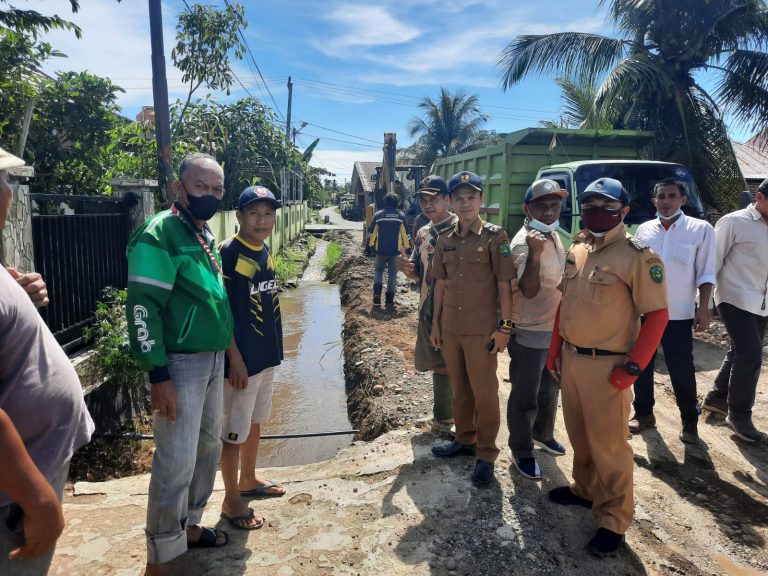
[629,179,715,443]
[702,180,768,443]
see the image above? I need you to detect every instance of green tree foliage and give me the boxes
[539,76,620,130]
[25,71,124,194]
[173,96,300,208]
[171,2,246,132]
[499,0,768,210]
[0,27,63,151]
[0,0,82,38]
[407,87,490,170]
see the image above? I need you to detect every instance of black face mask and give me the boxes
[581,206,623,236]
[184,186,221,221]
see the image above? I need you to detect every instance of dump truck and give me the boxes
[433,128,706,244]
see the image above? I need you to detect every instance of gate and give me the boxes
[31,194,132,352]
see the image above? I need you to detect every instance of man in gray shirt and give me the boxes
[0,265,94,574]
[702,179,768,442]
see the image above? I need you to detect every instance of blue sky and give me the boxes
[39,0,753,181]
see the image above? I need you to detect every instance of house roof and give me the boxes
[733,141,768,181]
[351,161,380,194]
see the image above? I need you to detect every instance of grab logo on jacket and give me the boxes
[133,305,156,353]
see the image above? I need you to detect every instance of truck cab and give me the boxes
[536,160,706,246]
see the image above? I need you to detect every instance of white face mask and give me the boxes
[527,218,559,234]
[656,208,683,221]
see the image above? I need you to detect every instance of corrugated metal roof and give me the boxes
[733,142,768,180]
[351,161,380,194]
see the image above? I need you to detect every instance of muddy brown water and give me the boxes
[256,240,352,468]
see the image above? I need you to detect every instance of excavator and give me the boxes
[363,132,425,251]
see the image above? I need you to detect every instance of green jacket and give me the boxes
[126,204,233,377]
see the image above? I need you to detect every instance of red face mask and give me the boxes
[581,206,622,236]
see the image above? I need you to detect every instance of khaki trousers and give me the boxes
[442,331,500,462]
[561,345,634,534]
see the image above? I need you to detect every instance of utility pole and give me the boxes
[148,0,174,205]
[286,76,292,139]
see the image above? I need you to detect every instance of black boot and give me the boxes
[373,283,382,306]
[385,291,395,306]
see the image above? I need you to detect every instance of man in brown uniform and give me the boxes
[430,171,516,488]
[546,178,668,556]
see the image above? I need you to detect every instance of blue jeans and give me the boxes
[633,319,699,425]
[373,254,398,295]
[0,464,69,576]
[145,351,224,565]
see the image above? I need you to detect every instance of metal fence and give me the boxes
[31,194,132,352]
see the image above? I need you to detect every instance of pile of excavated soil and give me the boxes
[328,231,445,441]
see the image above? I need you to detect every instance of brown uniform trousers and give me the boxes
[558,224,667,534]
[433,218,516,463]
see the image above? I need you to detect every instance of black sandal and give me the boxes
[187,526,229,549]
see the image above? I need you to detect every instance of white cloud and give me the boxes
[314,4,421,57]
[39,1,183,115]
[311,149,379,181]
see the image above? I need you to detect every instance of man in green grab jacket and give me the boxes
[126,153,234,575]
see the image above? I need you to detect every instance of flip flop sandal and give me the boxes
[240,481,286,499]
[220,507,265,531]
[187,526,229,548]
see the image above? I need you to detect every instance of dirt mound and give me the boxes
[329,232,439,441]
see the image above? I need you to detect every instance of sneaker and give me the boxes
[513,456,542,480]
[533,438,566,456]
[471,459,495,488]
[725,416,765,443]
[701,397,727,416]
[548,486,592,509]
[587,527,624,557]
[679,422,699,444]
[628,413,656,434]
[431,441,476,458]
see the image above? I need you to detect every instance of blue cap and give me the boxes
[237,185,282,210]
[448,171,482,194]
[578,177,628,205]
[417,175,449,196]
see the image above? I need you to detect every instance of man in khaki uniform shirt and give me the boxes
[430,171,516,488]
[546,178,668,557]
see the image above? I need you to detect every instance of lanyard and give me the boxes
[171,204,222,276]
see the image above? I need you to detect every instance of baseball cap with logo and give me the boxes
[447,171,483,194]
[524,179,568,204]
[578,177,629,205]
[0,147,24,171]
[237,185,282,210]
[417,175,449,197]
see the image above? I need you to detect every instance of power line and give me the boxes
[301,133,380,149]
[300,121,381,145]
[222,0,285,121]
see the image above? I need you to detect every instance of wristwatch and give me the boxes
[624,361,642,376]
[498,319,513,329]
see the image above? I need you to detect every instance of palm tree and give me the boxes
[499,0,768,210]
[407,87,489,170]
[540,76,619,129]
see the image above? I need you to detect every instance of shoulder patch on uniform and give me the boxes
[649,265,664,283]
[499,242,511,257]
[628,236,648,251]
